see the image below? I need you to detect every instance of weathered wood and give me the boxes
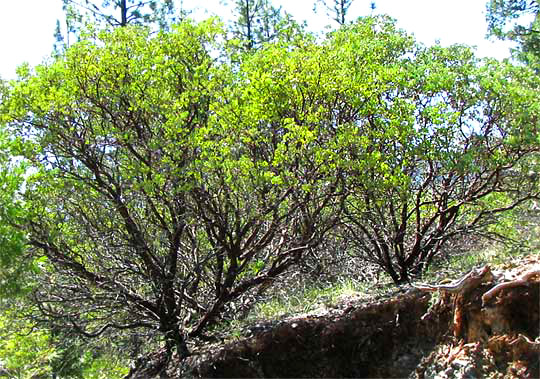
[411,265,492,294]
[482,268,540,305]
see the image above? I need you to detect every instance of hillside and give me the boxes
[129,254,540,378]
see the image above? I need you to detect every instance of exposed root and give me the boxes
[129,255,540,378]
[412,265,493,293]
[415,255,540,379]
[482,268,540,305]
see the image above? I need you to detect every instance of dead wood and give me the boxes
[482,268,540,305]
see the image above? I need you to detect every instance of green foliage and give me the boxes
[54,0,180,54]
[229,0,306,50]
[0,302,128,378]
[249,278,361,319]
[77,353,129,379]
[0,308,119,378]
[1,13,539,365]
[0,131,36,298]
[63,0,177,28]
[328,20,540,283]
[3,18,228,358]
[48,338,129,379]
[0,16,343,358]
[0,306,54,378]
[486,0,540,68]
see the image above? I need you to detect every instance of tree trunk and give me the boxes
[164,326,190,360]
[120,0,128,26]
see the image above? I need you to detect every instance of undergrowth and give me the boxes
[252,278,367,320]
[209,209,540,343]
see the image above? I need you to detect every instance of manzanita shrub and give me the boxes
[0,16,538,363]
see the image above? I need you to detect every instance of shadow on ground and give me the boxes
[130,255,540,378]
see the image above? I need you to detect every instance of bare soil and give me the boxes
[130,254,540,378]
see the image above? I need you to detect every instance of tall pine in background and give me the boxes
[314,0,355,25]
[486,0,540,68]
[54,0,181,53]
[231,0,289,50]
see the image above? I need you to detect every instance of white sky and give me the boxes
[0,0,516,80]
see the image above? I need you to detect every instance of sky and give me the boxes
[0,0,516,80]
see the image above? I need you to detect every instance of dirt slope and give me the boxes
[129,254,540,378]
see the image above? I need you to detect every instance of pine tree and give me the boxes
[314,0,356,25]
[231,0,287,50]
[486,0,540,68]
[62,0,176,27]
[54,0,182,53]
